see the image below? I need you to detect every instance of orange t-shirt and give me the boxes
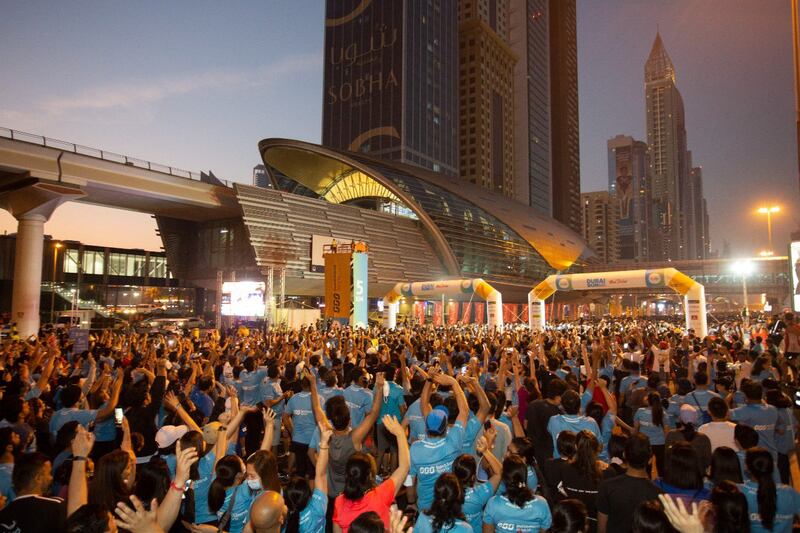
[333,478,396,533]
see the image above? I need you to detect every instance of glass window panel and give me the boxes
[63,249,79,273]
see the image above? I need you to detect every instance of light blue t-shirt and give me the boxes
[378,382,405,420]
[682,389,720,414]
[598,412,616,461]
[215,482,260,533]
[237,367,269,406]
[462,482,495,533]
[462,413,483,455]
[319,386,344,404]
[414,512,473,533]
[738,480,800,533]
[547,415,601,458]
[296,488,327,533]
[343,385,373,428]
[410,421,466,510]
[619,375,646,397]
[286,391,318,445]
[93,416,117,442]
[194,451,222,524]
[634,407,668,445]
[49,407,98,435]
[403,399,426,443]
[775,407,795,455]
[730,404,781,455]
[0,464,14,501]
[483,494,552,532]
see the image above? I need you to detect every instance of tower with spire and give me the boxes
[644,31,696,260]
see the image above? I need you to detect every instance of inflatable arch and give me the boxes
[384,279,503,329]
[528,268,707,337]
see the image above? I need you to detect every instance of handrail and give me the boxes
[0,126,234,187]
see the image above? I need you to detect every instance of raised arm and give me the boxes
[383,415,410,496]
[435,373,469,426]
[476,432,502,490]
[352,372,385,446]
[463,376,491,424]
[67,426,94,516]
[95,374,123,421]
[260,408,276,452]
[315,425,333,495]
[306,368,329,428]
[157,440,198,531]
[163,392,202,433]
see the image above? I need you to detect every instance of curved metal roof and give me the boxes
[258,138,592,273]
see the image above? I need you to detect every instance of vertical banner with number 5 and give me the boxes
[351,252,369,328]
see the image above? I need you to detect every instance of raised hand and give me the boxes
[174,440,199,485]
[658,494,705,533]
[382,415,404,437]
[114,495,160,533]
[263,407,276,425]
[72,425,96,457]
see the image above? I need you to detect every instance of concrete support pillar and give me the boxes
[0,179,86,337]
[11,214,46,337]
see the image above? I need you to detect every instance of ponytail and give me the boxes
[573,430,601,482]
[746,448,777,531]
[284,478,312,533]
[501,456,533,508]
[208,455,245,514]
[648,392,663,428]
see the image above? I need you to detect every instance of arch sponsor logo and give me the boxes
[645,270,666,288]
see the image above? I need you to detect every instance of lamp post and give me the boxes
[50,242,62,324]
[731,260,754,326]
[756,206,780,256]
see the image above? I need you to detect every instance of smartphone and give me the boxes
[114,407,123,426]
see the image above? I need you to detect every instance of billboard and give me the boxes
[322,0,404,154]
[221,282,265,317]
[324,253,351,319]
[791,241,800,311]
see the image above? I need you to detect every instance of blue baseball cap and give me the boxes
[426,405,449,434]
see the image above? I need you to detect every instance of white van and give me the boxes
[57,310,95,329]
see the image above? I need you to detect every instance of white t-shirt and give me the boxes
[698,420,738,452]
[651,348,670,373]
[624,350,643,364]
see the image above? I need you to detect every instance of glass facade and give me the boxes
[108,253,146,277]
[525,0,552,213]
[347,156,551,282]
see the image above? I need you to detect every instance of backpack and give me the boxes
[690,392,712,425]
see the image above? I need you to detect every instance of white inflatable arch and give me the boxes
[384,278,503,329]
[528,268,707,337]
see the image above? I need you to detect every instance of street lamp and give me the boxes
[756,205,780,256]
[50,242,63,323]
[731,260,754,326]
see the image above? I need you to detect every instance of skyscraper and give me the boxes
[581,191,619,264]
[458,0,516,197]
[689,164,709,259]
[510,0,580,234]
[608,135,651,261]
[322,0,459,176]
[645,32,689,260]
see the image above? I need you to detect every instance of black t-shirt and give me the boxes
[560,463,617,526]
[525,399,559,460]
[597,474,662,533]
[0,494,67,533]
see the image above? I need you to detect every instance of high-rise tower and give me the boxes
[645,32,689,260]
[510,0,580,234]
[608,135,651,261]
[322,0,459,176]
[458,0,516,197]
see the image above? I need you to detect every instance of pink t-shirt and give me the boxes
[333,478,395,533]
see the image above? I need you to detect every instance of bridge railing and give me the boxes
[0,126,232,186]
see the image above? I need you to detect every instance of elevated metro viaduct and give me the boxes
[0,128,593,335]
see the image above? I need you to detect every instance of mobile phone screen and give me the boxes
[114,407,123,426]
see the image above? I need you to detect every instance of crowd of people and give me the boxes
[0,311,798,533]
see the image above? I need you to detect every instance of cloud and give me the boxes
[40,52,321,115]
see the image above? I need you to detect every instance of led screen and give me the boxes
[221,281,265,317]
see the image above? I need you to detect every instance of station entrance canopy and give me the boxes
[528,268,707,337]
[384,278,503,329]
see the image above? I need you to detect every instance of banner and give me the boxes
[324,253,351,318]
[790,242,799,311]
[447,301,459,325]
[351,252,368,328]
[474,302,485,325]
[414,302,426,325]
[433,302,443,327]
[519,304,528,324]
[503,303,518,324]
[461,302,472,323]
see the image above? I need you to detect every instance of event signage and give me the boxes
[221,282,265,317]
[351,252,368,328]
[324,253,351,319]
[791,241,800,312]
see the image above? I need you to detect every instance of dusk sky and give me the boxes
[1,1,798,257]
